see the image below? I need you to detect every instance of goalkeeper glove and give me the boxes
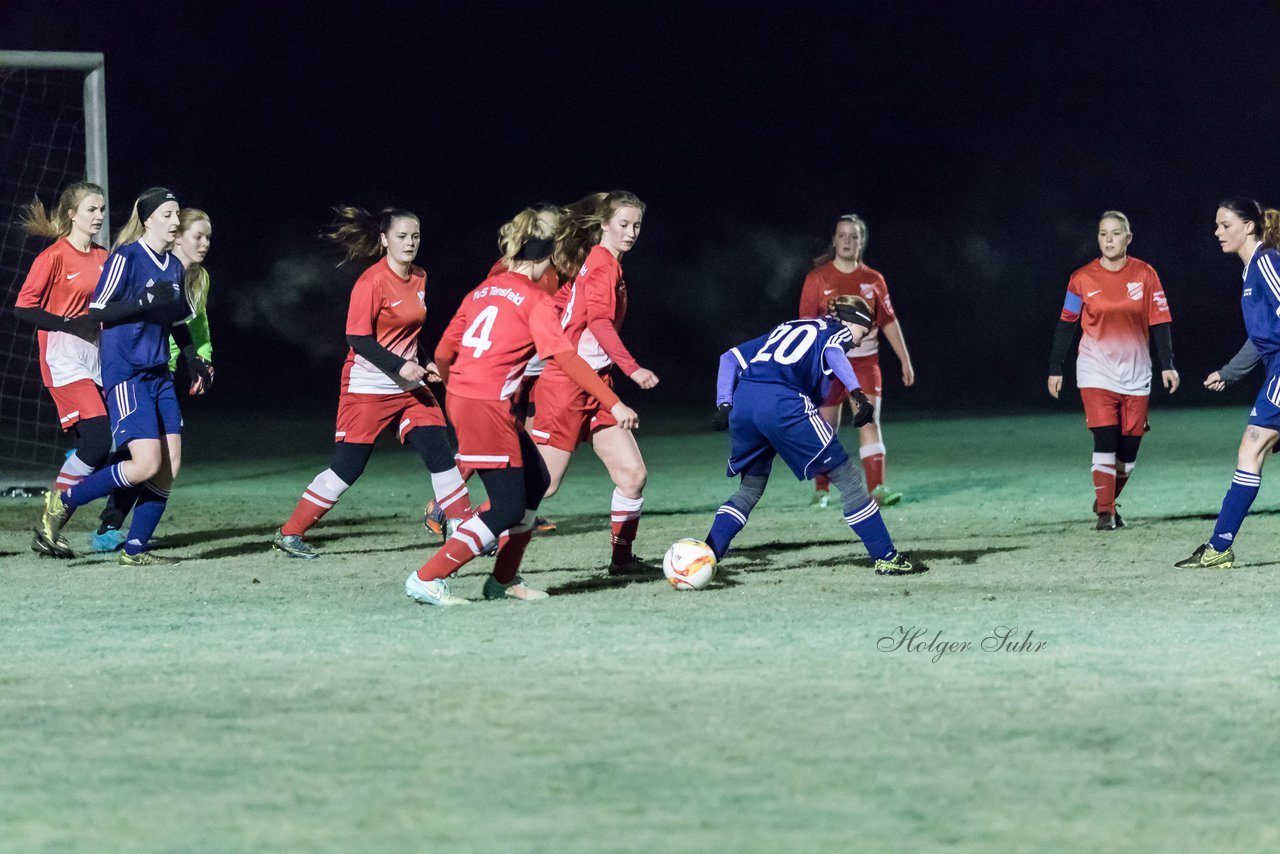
[711,403,732,431]
[850,389,875,427]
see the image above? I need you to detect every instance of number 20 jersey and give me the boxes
[731,317,854,406]
[440,269,574,401]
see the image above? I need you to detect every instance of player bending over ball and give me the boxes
[1176,198,1280,568]
[1047,210,1177,531]
[405,207,639,606]
[707,295,923,576]
[272,206,472,559]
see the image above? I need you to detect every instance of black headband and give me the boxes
[515,236,555,261]
[832,302,874,329]
[136,187,177,223]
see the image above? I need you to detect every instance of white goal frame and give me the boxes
[0,51,109,235]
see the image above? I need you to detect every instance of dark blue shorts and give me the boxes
[1248,363,1280,431]
[726,381,849,480]
[107,372,182,445]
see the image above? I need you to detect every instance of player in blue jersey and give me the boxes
[1177,198,1280,568]
[706,295,923,576]
[39,187,208,566]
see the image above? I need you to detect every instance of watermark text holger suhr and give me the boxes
[878,626,1047,663]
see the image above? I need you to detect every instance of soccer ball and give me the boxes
[662,539,717,590]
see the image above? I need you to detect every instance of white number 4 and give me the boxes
[462,305,499,358]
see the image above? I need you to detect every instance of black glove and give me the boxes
[63,315,100,339]
[711,403,732,431]
[850,389,875,427]
[182,345,213,391]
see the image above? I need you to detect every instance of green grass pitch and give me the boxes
[2,408,1279,852]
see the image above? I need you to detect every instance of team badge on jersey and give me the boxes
[1126,282,1144,301]
[860,283,876,298]
[417,290,425,305]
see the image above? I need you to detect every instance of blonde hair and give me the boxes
[112,194,148,250]
[499,205,560,268]
[1264,209,1280,251]
[21,182,105,240]
[1099,210,1131,234]
[322,206,418,264]
[552,190,645,280]
[178,208,211,313]
[814,213,869,267]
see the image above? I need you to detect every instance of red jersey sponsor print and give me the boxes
[1060,256,1170,395]
[487,258,560,297]
[798,262,896,358]
[554,244,639,373]
[341,258,427,394]
[14,237,108,387]
[439,269,574,401]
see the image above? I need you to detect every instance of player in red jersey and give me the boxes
[13,182,110,558]
[798,214,915,508]
[406,207,639,606]
[424,206,563,539]
[528,191,659,573]
[1048,211,1177,530]
[272,206,473,558]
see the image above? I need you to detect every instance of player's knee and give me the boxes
[826,459,870,507]
[613,462,647,495]
[330,442,372,484]
[406,426,455,472]
[72,416,112,469]
[1090,426,1120,454]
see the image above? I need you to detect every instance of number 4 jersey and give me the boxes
[440,269,575,401]
[730,317,855,405]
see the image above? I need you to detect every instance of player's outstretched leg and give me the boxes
[705,474,768,560]
[275,443,372,558]
[826,459,925,575]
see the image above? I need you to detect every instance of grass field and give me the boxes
[2,408,1279,853]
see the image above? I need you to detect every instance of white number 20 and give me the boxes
[462,305,499,358]
[750,324,817,365]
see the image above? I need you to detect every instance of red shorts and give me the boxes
[448,395,527,469]
[529,370,617,452]
[47,379,107,431]
[1080,387,1149,435]
[822,355,882,406]
[335,387,446,444]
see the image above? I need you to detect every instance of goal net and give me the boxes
[0,52,107,485]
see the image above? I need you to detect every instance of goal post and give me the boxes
[0,51,109,483]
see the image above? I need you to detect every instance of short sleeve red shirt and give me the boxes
[556,245,630,370]
[341,257,427,394]
[15,238,109,386]
[798,261,895,358]
[442,270,573,401]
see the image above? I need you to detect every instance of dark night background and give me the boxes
[4,1,1280,420]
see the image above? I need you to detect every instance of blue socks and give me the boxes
[706,504,748,560]
[1209,469,1261,552]
[64,462,133,509]
[124,483,170,556]
[846,499,896,561]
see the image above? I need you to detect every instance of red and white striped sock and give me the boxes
[610,490,644,565]
[418,515,496,581]
[54,453,95,492]
[493,510,537,584]
[1092,452,1117,514]
[860,442,886,492]
[430,466,471,521]
[282,469,350,537]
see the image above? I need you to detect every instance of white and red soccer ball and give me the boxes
[662,538,717,590]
